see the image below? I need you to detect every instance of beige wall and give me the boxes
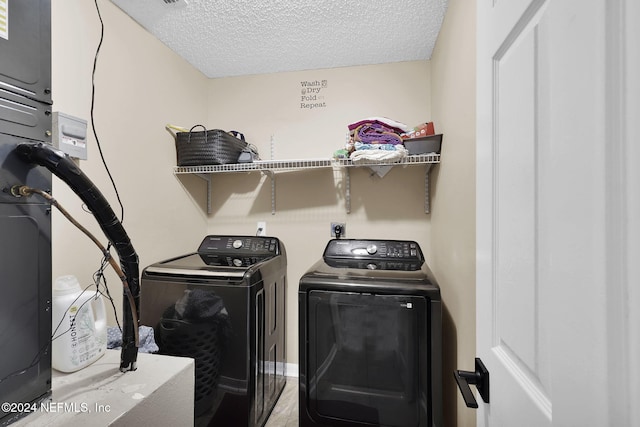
[430,0,477,426]
[204,61,435,370]
[51,0,209,325]
[52,1,436,373]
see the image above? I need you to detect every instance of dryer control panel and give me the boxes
[323,239,423,262]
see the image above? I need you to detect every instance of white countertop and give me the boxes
[13,350,194,427]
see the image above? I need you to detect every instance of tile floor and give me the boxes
[265,378,298,427]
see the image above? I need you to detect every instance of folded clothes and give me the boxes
[347,117,410,134]
[352,123,403,145]
[350,145,408,163]
[354,142,398,151]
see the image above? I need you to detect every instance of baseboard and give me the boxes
[285,363,299,378]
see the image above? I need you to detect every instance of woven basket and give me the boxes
[158,318,222,416]
[175,125,248,166]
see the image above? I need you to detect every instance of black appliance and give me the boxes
[0,1,53,425]
[140,235,287,427]
[299,239,442,427]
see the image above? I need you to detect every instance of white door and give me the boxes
[474,0,639,426]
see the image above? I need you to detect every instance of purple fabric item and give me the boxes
[353,123,403,145]
[348,119,406,135]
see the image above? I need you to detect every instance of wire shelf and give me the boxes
[173,154,440,174]
[334,153,440,167]
[172,154,441,215]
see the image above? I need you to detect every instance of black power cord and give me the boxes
[91,0,125,224]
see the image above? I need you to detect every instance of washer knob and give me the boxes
[366,244,378,255]
[233,258,243,267]
[232,239,243,249]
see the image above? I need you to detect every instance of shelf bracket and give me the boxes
[345,168,351,214]
[262,170,276,215]
[195,173,212,214]
[425,164,433,214]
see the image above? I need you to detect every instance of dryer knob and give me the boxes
[233,258,243,267]
[233,239,243,249]
[366,244,378,255]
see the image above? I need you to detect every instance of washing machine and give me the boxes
[298,239,442,427]
[140,235,287,427]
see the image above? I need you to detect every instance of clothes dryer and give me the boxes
[299,239,442,427]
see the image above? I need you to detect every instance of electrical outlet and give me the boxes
[330,222,346,238]
[257,221,266,236]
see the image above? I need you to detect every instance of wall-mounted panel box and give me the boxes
[53,112,87,159]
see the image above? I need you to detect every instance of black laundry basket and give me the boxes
[175,125,247,166]
[158,318,222,416]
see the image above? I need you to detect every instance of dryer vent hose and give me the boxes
[16,142,139,372]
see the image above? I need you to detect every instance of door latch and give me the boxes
[454,357,490,408]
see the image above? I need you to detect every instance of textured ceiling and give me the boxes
[109,0,448,79]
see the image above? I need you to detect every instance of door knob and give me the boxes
[454,358,490,408]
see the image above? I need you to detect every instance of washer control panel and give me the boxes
[199,235,280,255]
[324,239,423,262]
[197,235,281,267]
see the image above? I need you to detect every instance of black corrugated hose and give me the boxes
[16,142,139,372]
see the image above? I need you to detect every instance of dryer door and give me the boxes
[306,290,431,427]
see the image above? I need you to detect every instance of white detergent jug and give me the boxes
[51,275,107,372]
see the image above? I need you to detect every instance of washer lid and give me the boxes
[143,253,248,279]
[144,235,284,280]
